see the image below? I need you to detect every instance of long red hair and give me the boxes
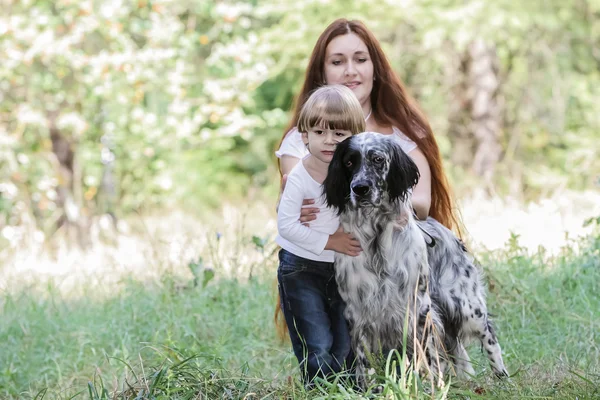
[275,18,462,341]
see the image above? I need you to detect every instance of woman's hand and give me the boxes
[299,198,319,226]
[280,173,319,226]
[325,227,362,257]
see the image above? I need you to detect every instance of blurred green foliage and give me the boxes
[1,0,599,243]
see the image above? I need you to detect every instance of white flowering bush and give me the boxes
[1,0,598,248]
[0,0,279,245]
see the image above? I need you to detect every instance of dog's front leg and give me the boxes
[416,258,434,331]
[352,332,373,391]
[354,340,367,390]
[416,259,447,385]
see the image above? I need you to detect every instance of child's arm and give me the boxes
[276,174,319,225]
[277,175,329,255]
[278,175,360,256]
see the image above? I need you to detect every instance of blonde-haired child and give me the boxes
[276,84,365,386]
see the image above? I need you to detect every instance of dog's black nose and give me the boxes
[351,184,370,196]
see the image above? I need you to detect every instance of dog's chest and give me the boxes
[335,216,426,308]
[335,254,399,308]
[340,213,395,260]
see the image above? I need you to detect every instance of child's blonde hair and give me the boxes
[297,85,365,135]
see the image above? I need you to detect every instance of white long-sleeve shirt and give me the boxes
[276,159,339,262]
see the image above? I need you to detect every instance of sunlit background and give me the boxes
[1,1,599,398]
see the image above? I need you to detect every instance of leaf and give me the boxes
[202,268,215,288]
[251,235,266,250]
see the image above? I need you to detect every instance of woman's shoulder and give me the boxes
[275,128,307,159]
[392,126,418,154]
[284,127,300,137]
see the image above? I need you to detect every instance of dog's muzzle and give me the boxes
[351,181,371,197]
[351,179,380,207]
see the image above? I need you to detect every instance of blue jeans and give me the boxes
[277,248,353,385]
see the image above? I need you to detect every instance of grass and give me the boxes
[1,219,599,399]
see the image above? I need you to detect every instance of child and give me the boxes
[276,85,366,386]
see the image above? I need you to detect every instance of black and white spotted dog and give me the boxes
[323,132,508,385]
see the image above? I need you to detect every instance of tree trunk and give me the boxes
[100,133,118,229]
[447,49,475,170]
[447,39,503,186]
[47,111,88,248]
[467,39,502,183]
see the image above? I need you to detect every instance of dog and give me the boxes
[323,132,508,386]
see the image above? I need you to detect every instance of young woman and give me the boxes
[276,85,365,385]
[275,18,462,340]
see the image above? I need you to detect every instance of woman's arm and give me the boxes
[407,148,432,220]
[280,155,301,176]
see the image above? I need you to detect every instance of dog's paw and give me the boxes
[494,367,509,379]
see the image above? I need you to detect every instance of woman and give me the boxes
[274,17,462,346]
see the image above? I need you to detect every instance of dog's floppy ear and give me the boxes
[386,138,420,203]
[323,137,352,214]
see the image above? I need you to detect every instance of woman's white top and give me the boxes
[275,127,417,159]
[276,159,339,262]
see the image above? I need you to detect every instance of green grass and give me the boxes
[1,227,599,399]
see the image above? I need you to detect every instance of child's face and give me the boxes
[302,127,352,164]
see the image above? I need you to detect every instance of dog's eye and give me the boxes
[373,156,384,164]
[345,160,353,167]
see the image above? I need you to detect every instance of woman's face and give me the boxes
[324,33,374,110]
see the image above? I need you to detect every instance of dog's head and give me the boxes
[323,132,420,213]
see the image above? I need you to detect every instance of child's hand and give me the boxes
[326,227,362,256]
